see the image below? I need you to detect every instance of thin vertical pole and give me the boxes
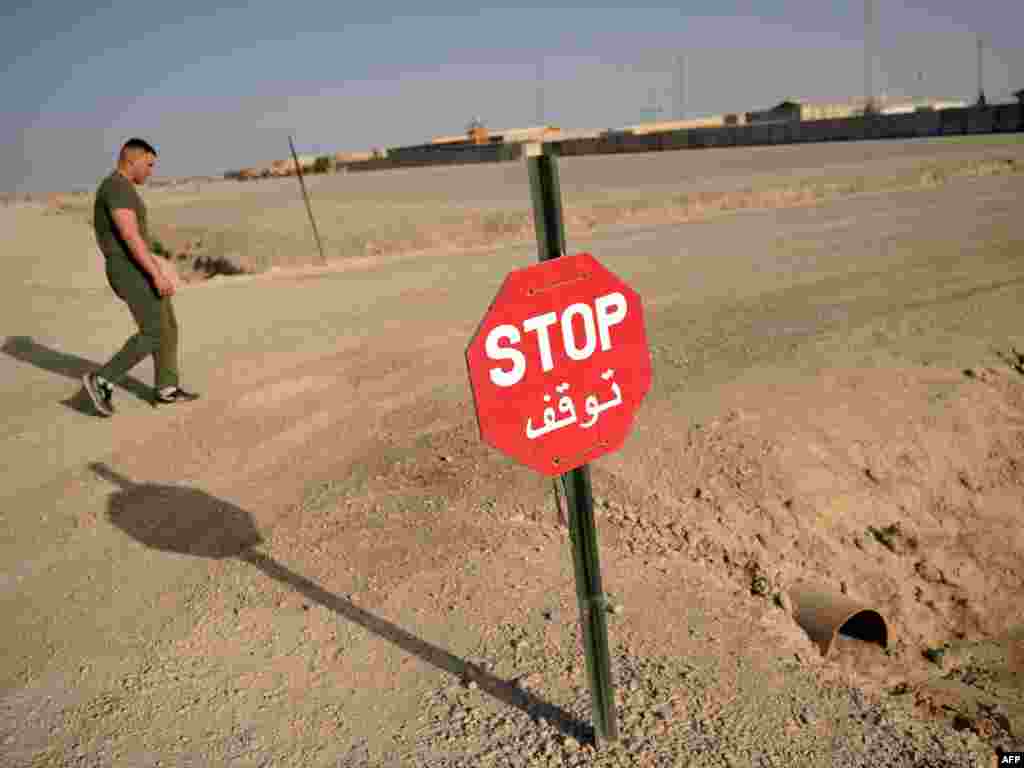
[537,58,546,126]
[977,36,986,106]
[525,142,618,746]
[864,0,874,113]
[289,136,327,265]
[675,54,686,120]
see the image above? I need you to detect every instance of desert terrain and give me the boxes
[2,135,1023,767]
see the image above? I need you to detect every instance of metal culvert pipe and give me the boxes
[788,581,889,657]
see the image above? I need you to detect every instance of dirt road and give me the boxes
[2,140,1023,766]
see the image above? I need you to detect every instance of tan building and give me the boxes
[268,155,319,176]
[746,100,861,124]
[496,125,561,142]
[745,100,802,124]
[431,133,472,145]
[919,99,966,111]
[747,98,969,123]
[430,124,560,146]
[622,114,744,134]
[334,151,373,164]
[800,102,860,120]
[878,99,966,114]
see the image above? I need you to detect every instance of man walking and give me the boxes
[83,137,199,416]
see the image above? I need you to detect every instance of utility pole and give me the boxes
[673,54,686,120]
[976,35,987,106]
[641,86,663,124]
[864,0,875,113]
[536,58,546,126]
[288,135,326,265]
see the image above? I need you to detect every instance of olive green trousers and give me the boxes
[95,256,180,391]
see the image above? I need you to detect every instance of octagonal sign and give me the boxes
[466,252,652,477]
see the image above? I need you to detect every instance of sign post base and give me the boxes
[563,465,618,746]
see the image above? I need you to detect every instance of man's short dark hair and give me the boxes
[119,137,158,161]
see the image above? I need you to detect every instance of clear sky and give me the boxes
[2,1,1020,194]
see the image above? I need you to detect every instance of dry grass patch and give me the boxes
[560,156,1020,234]
[34,152,1024,281]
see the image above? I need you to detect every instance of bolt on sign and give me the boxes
[466,252,652,477]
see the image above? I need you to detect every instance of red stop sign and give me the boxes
[466,252,652,477]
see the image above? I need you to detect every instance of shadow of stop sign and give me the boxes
[466,252,652,477]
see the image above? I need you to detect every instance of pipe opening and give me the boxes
[838,609,888,649]
[789,583,891,657]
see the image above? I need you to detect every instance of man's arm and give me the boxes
[111,208,162,281]
[111,209,176,295]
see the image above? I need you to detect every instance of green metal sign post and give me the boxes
[525,143,619,747]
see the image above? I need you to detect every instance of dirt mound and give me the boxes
[594,364,1023,683]
[257,361,1024,762]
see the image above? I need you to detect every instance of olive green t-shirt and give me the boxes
[93,171,149,262]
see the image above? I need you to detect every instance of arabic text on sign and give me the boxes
[525,370,624,440]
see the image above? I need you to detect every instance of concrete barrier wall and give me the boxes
[879,113,922,139]
[940,108,970,135]
[998,105,1018,131]
[551,104,1020,159]
[913,111,942,137]
[967,109,995,134]
[831,118,858,141]
[660,131,689,151]
[993,104,1022,131]
[386,143,518,164]
[756,124,780,144]
[343,105,1022,174]
[346,143,523,172]
[809,119,837,142]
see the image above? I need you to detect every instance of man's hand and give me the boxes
[156,258,183,294]
[153,271,177,297]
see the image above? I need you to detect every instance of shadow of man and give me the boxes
[2,336,153,413]
[89,462,590,743]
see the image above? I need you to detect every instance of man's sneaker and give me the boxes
[154,386,201,405]
[82,372,115,417]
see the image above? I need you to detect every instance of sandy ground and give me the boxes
[2,137,1023,767]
